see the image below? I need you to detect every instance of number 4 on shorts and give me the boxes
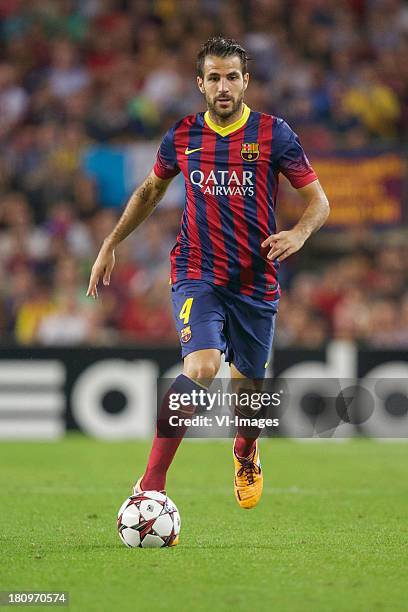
[179,297,193,324]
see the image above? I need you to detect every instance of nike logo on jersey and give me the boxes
[185,147,203,155]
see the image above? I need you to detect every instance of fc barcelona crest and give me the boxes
[241,142,259,161]
[180,325,192,343]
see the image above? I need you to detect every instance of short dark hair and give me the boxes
[196,36,249,78]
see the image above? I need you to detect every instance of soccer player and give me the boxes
[87,37,329,517]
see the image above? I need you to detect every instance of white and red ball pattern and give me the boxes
[117,491,181,548]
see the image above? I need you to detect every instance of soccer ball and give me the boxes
[117,491,181,548]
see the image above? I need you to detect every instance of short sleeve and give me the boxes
[153,127,180,180]
[273,118,317,189]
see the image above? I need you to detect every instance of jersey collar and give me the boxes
[204,103,251,137]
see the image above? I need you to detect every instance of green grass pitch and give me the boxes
[0,436,407,611]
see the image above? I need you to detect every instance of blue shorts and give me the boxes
[171,280,278,379]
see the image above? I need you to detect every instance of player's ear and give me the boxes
[197,76,205,94]
[243,72,249,91]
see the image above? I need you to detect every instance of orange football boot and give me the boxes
[233,441,263,509]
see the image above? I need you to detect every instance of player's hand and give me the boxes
[86,244,116,299]
[262,228,306,263]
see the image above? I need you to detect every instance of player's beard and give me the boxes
[206,90,244,120]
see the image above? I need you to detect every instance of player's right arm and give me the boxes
[87,123,181,299]
[86,170,173,298]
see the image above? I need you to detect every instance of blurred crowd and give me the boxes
[276,238,408,348]
[0,0,407,348]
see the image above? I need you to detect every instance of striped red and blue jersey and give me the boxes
[153,104,317,301]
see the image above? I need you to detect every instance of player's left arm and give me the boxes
[262,179,330,262]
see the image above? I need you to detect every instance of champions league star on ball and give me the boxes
[117,491,181,549]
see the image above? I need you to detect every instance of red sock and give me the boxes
[141,374,204,491]
[234,434,257,458]
[141,432,185,491]
[233,401,263,458]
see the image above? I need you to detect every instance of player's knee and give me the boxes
[184,363,219,382]
[184,355,220,383]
